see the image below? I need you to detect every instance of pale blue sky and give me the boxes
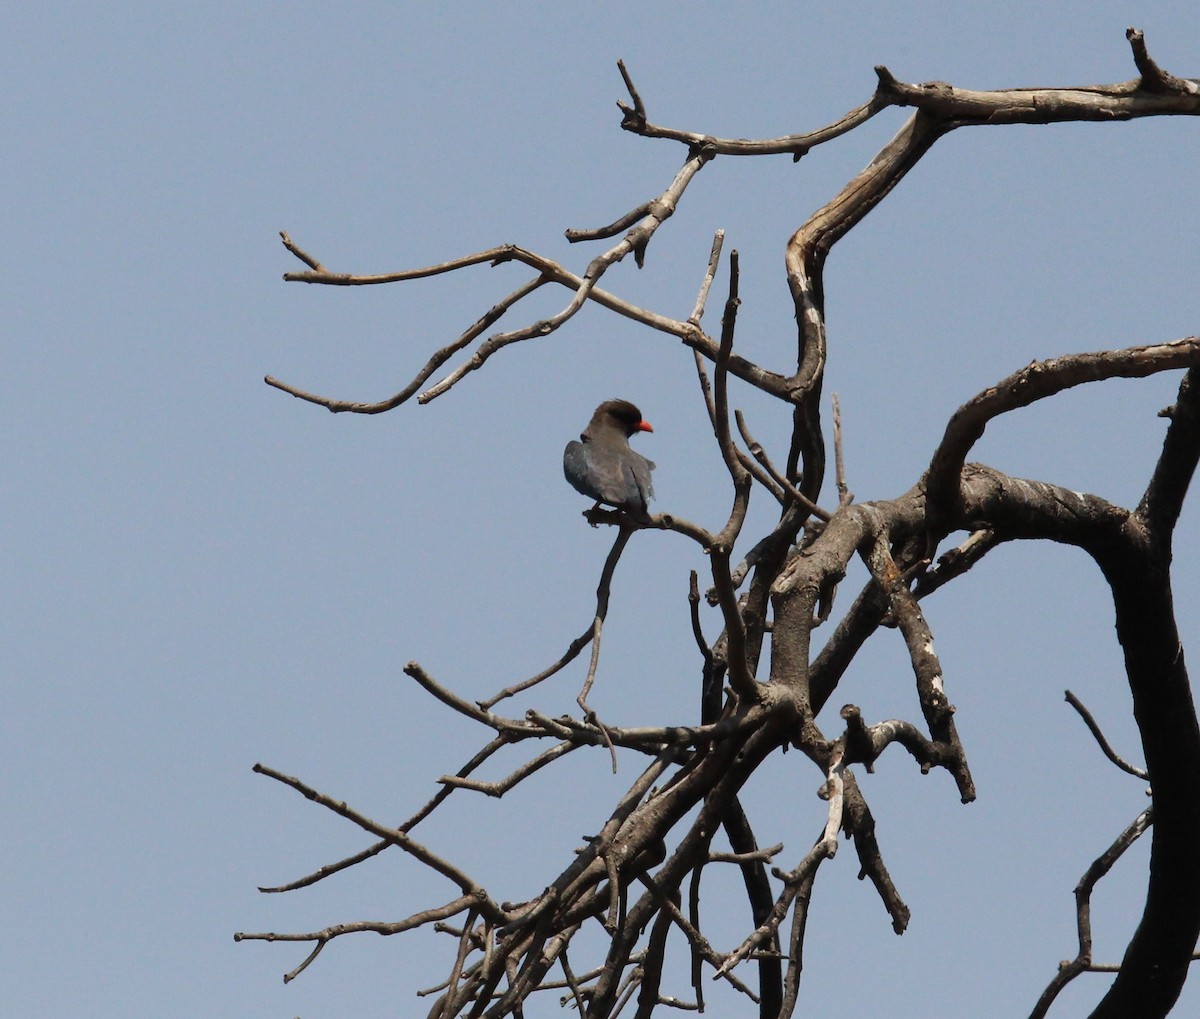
[5,4,1200,1017]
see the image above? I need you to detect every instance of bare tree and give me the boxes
[237,29,1200,1019]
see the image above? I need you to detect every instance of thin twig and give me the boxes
[270,237,793,409]
[266,271,549,414]
[711,251,748,492]
[565,201,657,243]
[1064,690,1149,780]
[617,84,887,159]
[688,229,725,326]
[734,409,828,518]
[477,623,597,709]
[482,526,633,709]
[575,526,636,773]
[258,735,511,893]
[616,58,647,122]
[439,741,580,796]
[708,251,756,704]
[832,393,852,506]
[251,763,496,903]
[1028,808,1154,1018]
[558,949,589,1014]
[439,906,479,1018]
[235,894,485,981]
[687,571,712,665]
[404,662,529,732]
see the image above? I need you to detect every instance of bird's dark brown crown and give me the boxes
[597,399,645,429]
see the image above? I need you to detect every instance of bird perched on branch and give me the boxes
[563,399,656,519]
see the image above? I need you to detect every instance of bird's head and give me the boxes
[594,399,653,438]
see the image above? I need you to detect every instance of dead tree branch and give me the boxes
[247,29,1200,1019]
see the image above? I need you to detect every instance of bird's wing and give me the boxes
[623,450,654,508]
[563,440,602,501]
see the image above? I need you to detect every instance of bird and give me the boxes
[563,399,656,518]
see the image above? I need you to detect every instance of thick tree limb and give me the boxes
[927,340,1200,533]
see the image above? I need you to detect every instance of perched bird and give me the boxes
[563,399,656,517]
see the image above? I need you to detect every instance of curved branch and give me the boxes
[1064,690,1148,781]
[615,59,889,158]
[780,111,948,502]
[927,339,1200,532]
[839,704,962,776]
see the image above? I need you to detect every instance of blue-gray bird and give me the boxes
[563,399,655,517]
